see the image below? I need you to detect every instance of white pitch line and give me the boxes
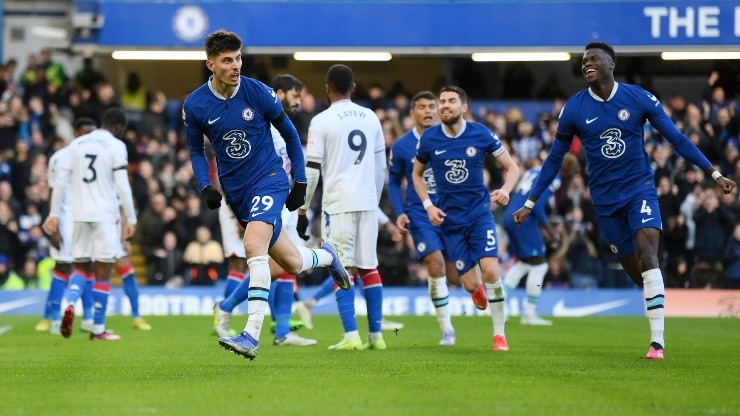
[0,325,12,336]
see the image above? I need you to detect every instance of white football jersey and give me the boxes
[58,129,130,223]
[306,99,385,214]
[270,125,291,177]
[48,147,72,223]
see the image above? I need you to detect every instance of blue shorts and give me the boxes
[407,212,444,261]
[503,216,545,259]
[229,182,288,248]
[441,213,498,275]
[595,192,662,258]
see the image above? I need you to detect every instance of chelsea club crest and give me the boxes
[242,108,254,121]
[466,146,477,157]
[617,109,630,121]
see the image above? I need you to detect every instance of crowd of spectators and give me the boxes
[0,51,737,291]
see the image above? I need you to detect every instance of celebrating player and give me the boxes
[502,154,579,325]
[413,86,520,352]
[184,30,349,360]
[512,42,736,360]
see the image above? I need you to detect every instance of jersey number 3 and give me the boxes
[83,154,97,183]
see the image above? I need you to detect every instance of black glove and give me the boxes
[296,214,310,241]
[201,185,222,210]
[286,182,307,212]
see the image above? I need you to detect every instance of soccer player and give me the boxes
[512,42,736,360]
[413,86,520,352]
[295,207,406,332]
[35,117,96,334]
[42,108,137,341]
[387,90,486,346]
[296,64,387,351]
[502,154,579,326]
[184,30,349,360]
[212,74,316,347]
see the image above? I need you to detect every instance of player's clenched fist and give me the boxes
[200,185,222,210]
[512,206,531,225]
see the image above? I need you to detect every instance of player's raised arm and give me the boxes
[643,91,736,194]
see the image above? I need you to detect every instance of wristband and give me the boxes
[524,199,535,209]
[711,171,722,181]
[422,198,433,209]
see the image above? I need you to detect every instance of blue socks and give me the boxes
[272,276,294,338]
[311,276,335,302]
[120,264,140,318]
[65,270,87,305]
[335,282,357,333]
[221,274,251,313]
[45,271,68,321]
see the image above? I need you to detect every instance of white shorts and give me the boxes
[322,211,378,269]
[114,221,126,259]
[281,207,305,247]
[71,222,119,263]
[220,202,246,258]
[50,214,73,263]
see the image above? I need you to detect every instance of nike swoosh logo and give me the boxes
[484,247,495,251]
[552,299,630,317]
[252,212,265,217]
[641,217,654,223]
[0,296,41,314]
[208,117,220,125]
[586,117,598,124]
[434,149,447,155]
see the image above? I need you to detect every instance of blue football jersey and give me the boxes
[416,121,504,225]
[388,128,437,219]
[184,76,289,202]
[557,82,664,207]
[505,167,560,226]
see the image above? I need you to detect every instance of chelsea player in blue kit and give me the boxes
[513,42,736,360]
[184,30,350,360]
[388,91,485,346]
[502,154,579,326]
[413,86,520,352]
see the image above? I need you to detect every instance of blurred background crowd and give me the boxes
[0,50,738,291]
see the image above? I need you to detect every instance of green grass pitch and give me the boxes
[1,315,738,416]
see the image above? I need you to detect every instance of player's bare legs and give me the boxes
[457,257,508,351]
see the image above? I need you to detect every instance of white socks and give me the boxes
[244,255,271,340]
[642,268,665,347]
[427,276,453,332]
[485,280,506,336]
[298,247,333,273]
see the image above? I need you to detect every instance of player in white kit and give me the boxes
[36,118,97,334]
[297,64,387,350]
[43,108,137,341]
